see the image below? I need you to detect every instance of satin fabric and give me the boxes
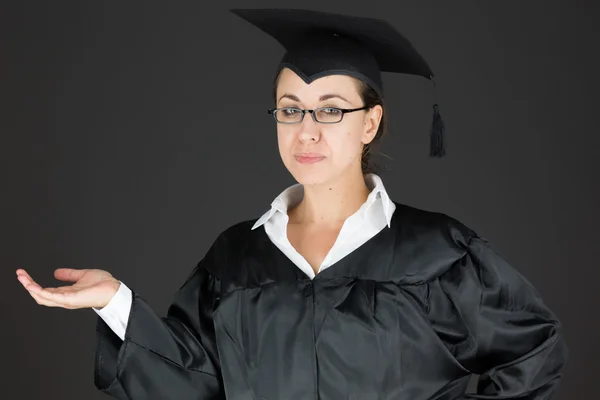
[94,202,567,399]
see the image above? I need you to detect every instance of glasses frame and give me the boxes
[267,105,370,124]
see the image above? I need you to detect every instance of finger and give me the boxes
[54,268,87,283]
[16,273,76,309]
[19,269,42,287]
[17,269,34,281]
[28,290,63,308]
[17,271,86,309]
[17,273,43,292]
[37,287,84,309]
[17,268,34,276]
[33,286,70,304]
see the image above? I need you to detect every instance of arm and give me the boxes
[93,247,224,400]
[429,236,568,399]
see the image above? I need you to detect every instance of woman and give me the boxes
[16,8,567,400]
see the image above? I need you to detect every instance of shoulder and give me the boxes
[216,218,260,243]
[392,201,477,247]
[197,217,261,275]
[387,201,481,283]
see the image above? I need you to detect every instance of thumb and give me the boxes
[54,268,88,283]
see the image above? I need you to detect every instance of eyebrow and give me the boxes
[277,93,352,105]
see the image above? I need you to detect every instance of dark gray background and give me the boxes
[2,1,598,399]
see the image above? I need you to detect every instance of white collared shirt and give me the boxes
[251,173,395,279]
[93,173,396,340]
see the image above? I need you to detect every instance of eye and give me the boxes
[321,107,340,114]
[281,107,301,116]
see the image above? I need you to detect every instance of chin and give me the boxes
[287,164,336,186]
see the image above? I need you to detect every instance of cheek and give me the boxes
[276,128,294,159]
[329,127,364,161]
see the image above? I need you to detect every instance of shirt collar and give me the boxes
[251,173,394,230]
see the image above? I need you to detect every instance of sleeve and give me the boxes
[427,235,568,399]
[93,251,224,400]
[92,281,133,341]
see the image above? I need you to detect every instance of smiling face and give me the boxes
[274,68,383,186]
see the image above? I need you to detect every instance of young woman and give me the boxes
[16,8,567,400]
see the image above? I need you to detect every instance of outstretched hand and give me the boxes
[16,268,121,310]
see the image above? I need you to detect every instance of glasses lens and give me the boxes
[276,108,303,123]
[315,108,343,123]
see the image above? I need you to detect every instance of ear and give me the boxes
[362,105,383,145]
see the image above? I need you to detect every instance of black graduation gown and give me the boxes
[93,202,567,400]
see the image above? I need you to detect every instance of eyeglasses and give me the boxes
[267,106,370,124]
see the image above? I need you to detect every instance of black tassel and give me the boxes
[429,103,446,157]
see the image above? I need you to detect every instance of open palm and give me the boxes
[16,268,120,310]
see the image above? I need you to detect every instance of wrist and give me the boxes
[96,278,121,310]
[110,278,121,294]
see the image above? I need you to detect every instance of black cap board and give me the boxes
[229,8,446,157]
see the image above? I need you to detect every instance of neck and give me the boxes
[289,171,371,227]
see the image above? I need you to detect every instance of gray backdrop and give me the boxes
[2,1,598,399]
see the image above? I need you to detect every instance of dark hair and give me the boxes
[355,80,387,175]
[272,71,387,175]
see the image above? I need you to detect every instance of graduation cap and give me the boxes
[229,8,446,157]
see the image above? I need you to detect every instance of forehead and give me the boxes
[276,68,362,101]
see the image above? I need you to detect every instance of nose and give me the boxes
[298,112,321,142]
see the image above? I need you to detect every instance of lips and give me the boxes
[294,153,325,164]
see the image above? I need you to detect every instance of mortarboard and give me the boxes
[229,8,446,157]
